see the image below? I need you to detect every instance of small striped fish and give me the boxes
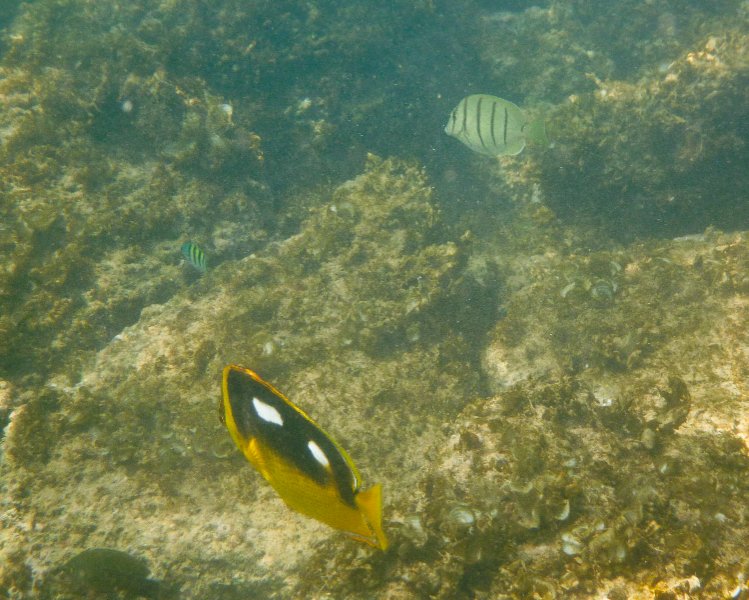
[181,241,207,272]
[445,94,545,157]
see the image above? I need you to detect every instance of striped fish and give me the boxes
[445,94,546,157]
[181,241,207,272]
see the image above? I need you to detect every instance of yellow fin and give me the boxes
[354,484,388,551]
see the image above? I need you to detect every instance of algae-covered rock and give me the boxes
[0,0,480,382]
[0,157,493,598]
[281,224,749,598]
[484,229,749,391]
[0,57,269,378]
[3,1,749,599]
[478,1,745,102]
[289,370,748,598]
[536,29,749,241]
[474,3,749,241]
[400,379,749,599]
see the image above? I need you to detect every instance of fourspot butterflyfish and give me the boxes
[445,94,548,157]
[181,241,207,272]
[219,364,388,550]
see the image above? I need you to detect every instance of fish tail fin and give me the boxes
[355,483,389,551]
[525,118,549,148]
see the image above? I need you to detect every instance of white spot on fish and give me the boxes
[252,397,283,426]
[307,440,329,467]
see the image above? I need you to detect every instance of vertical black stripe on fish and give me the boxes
[503,106,509,147]
[490,100,499,149]
[476,96,488,151]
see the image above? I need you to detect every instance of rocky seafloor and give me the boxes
[1,1,749,599]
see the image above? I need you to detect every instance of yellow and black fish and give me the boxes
[219,365,388,550]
